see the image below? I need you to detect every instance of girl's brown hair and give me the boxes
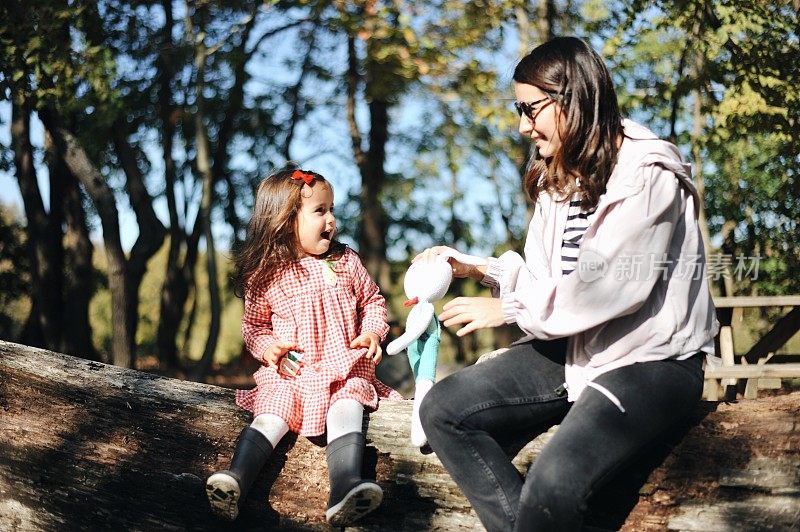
[514,36,623,210]
[232,168,344,298]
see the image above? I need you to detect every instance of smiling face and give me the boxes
[515,82,562,159]
[295,181,336,257]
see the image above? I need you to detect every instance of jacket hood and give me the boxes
[619,119,700,211]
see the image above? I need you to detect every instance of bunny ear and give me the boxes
[437,248,489,266]
[386,302,435,355]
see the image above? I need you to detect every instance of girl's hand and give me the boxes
[440,297,505,337]
[413,246,486,280]
[350,332,383,365]
[261,341,300,367]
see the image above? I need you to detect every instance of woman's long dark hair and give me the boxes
[232,167,344,298]
[514,36,623,209]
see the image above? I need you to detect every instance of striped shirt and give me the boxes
[561,196,597,276]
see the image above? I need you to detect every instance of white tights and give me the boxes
[249,413,289,448]
[325,398,364,443]
[249,398,364,446]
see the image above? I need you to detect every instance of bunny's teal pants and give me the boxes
[406,317,440,381]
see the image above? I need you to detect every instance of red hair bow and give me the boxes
[291,169,315,186]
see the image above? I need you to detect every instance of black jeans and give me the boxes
[419,339,704,532]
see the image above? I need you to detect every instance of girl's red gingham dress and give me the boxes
[236,247,402,436]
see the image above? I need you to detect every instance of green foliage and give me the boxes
[387,0,542,263]
[3,0,799,368]
[591,0,800,295]
[0,1,122,117]
[178,249,244,365]
[0,204,30,340]
[89,240,244,365]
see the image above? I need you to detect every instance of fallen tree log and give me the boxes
[0,340,530,530]
[1,340,798,531]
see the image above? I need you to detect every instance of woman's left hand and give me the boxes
[350,332,383,365]
[440,297,505,337]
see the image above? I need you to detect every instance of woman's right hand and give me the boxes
[413,246,486,280]
[261,341,300,367]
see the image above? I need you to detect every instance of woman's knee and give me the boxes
[519,460,587,527]
[525,458,565,499]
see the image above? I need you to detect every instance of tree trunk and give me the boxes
[210,9,257,248]
[156,0,184,370]
[690,25,714,262]
[42,132,66,347]
[158,254,191,369]
[0,340,490,530]
[11,96,62,351]
[112,125,167,363]
[38,108,135,368]
[188,32,221,382]
[536,0,556,43]
[346,34,391,291]
[359,98,391,290]
[169,221,203,367]
[61,169,97,360]
[3,340,798,531]
[43,131,77,355]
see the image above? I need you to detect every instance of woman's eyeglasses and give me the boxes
[514,97,552,121]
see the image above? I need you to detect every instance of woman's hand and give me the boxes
[413,246,486,280]
[350,332,383,365]
[440,297,505,337]
[261,341,300,367]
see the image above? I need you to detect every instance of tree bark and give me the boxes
[38,108,135,368]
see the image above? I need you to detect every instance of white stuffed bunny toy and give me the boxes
[387,250,487,448]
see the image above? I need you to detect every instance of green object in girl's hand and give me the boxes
[280,350,304,377]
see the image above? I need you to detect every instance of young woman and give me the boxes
[416,36,719,531]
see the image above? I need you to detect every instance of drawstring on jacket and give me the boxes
[585,381,626,413]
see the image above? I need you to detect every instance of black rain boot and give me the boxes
[325,431,383,526]
[206,427,273,521]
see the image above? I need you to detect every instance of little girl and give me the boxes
[206,168,401,526]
